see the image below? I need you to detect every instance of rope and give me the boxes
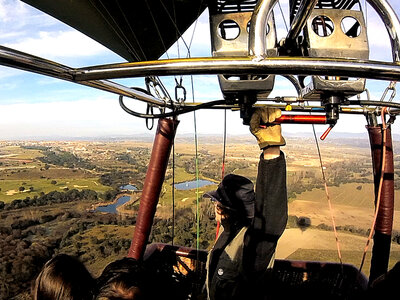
[158,0,192,57]
[189,75,200,252]
[114,0,147,61]
[89,0,142,61]
[278,0,289,32]
[172,134,176,246]
[216,109,228,240]
[144,0,170,59]
[221,109,227,179]
[312,124,343,267]
[359,107,388,273]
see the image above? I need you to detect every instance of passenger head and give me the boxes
[33,254,96,300]
[96,258,146,300]
[204,174,255,225]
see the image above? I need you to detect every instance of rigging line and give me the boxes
[190,75,201,253]
[186,0,206,58]
[158,0,197,58]
[278,0,289,32]
[171,0,183,84]
[114,0,148,61]
[311,123,344,268]
[144,0,170,59]
[216,109,228,240]
[364,0,368,27]
[171,0,181,60]
[172,132,176,246]
[91,0,141,61]
[307,12,345,267]
[359,107,388,273]
[221,109,227,179]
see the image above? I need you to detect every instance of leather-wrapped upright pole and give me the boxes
[128,118,179,260]
[367,125,394,283]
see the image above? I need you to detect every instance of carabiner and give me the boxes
[175,78,186,102]
[380,81,396,102]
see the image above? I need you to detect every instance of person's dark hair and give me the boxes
[33,254,96,300]
[96,257,146,300]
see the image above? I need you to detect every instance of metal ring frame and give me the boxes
[0,0,399,117]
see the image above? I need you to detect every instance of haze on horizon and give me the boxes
[0,0,399,140]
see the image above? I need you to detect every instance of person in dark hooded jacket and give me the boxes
[205,107,288,300]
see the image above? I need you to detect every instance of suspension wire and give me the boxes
[159,0,191,57]
[171,0,181,60]
[278,0,289,32]
[311,123,344,268]
[168,0,183,85]
[144,0,170,59]
[189,75,201,253]
[364,0,368,26]
[221,109,227,179]
[187,0,205,57]
[215,109,228,240]
[89,0,141,61]
[172,132,176,246]
[114,0,148,61]
[308,9,342,268]
[359,107,389,273]
[159,0,205,58]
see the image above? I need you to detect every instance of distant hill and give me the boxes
[5,131,398,144]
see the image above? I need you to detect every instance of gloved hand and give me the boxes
[249,107,286,149]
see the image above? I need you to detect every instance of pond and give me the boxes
[96,196,130,213]
[120,184,137,191]
[174,179,216,190]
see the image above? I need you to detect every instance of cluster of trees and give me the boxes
[0,207,136,299]
[21,145,50,151]
[116,153,138,165]
[315,222,400,245]
[150,201,218,250]
[172,152,256,184]
[100,170,144,190]
[39,149,95,170]
[0,210,71,299]
[0,234,58,299]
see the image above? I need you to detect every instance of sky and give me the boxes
[0,0,399,140]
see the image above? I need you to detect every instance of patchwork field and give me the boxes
[0,178,112,201]
[276,228,400,277]
[0,136,399,299]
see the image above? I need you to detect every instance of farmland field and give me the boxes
[0,178,112,202]
[0,135,399,299]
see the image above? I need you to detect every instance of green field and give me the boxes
[0,178,112,202]
[0,144,115,202]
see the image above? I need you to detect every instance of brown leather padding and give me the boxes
[367,126,394,235]
[128,118,179,259]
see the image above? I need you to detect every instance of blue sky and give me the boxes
[0,0,399,139]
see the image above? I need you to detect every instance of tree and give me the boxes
[18,186,25,192]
